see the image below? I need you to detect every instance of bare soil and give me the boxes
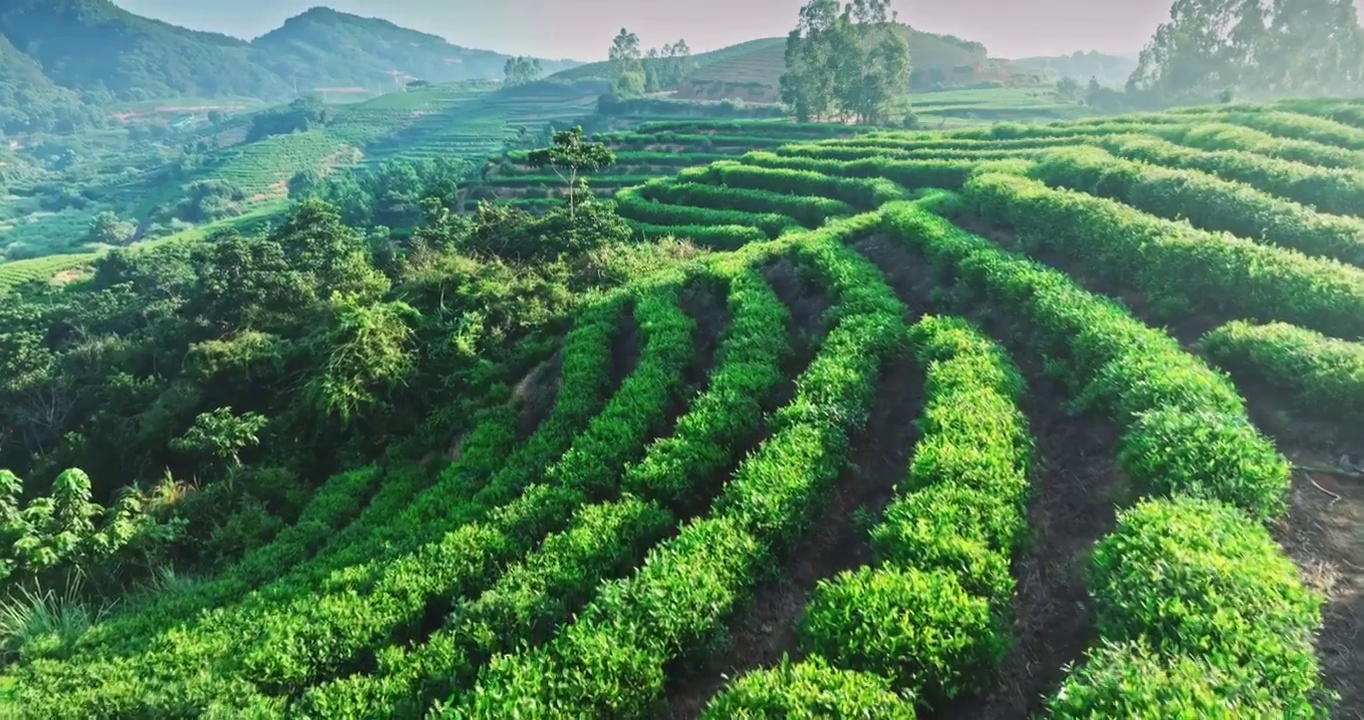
[608,303,642,392]
[1233,383,1364,720]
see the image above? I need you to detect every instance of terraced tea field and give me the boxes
[6,97,1364,719]
[467,119,872,209]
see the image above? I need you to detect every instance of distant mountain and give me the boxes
[0,1,581,106]
[0,0,289,101]
[252,8,580,93]
[1011,51,1138,88]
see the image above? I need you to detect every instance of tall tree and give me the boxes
[1129,0,1364,103]
[781,0,843,121]
[781,0,910,124]
[527,126,616,219]
[609,28,645,96]
[503,56,543,86]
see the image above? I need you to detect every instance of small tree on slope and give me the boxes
[527,126,615,219]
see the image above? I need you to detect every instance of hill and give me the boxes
[0,1,580,103]
[252,7,580,94]
[0,0,289,101]
[0,34,101,134]
[671,26,1042,103]
[1011,50,1139,87]
[0,96,1360,719]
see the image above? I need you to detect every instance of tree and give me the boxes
[1057,76,1082,101]
[1129,0,1364,103]
[780,0,910,124]
[609,28,643,76]
[527,126,615,219]
[503,56,543,86]
[86,211,133,247]
[170,407,269,469]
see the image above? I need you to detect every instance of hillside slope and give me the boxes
[673,26,1040,102]
[0,34,101,133]
[252,7,580,92]
[0,0,289,101]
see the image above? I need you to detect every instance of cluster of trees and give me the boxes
[291,155,468,229]
[1129,0,1364,105]
[779,0,912,125]
[503,56,544,87]
[245,95,333,143]
[0,140,651,601]
[608,29,694,96]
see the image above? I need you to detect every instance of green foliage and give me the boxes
[802,566,1005,705]
[1048,640,1299,719]
[303,297,421,425]
[1203,320,1364,422]
[780,1,912,124]
[169,407,269,468]
[964,170,1364,339]
[1085,498,1325,711]
[503,56,544,87]
[1030,145,1364,268]
[701,656,917,719]
[527,127,617,217]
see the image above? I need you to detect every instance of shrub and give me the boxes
[701,656,917,719]
[1203,320,1364,423]
[801,565,1007,706]
[1088,498,1323,708]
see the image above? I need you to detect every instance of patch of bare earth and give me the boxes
[855,232,1126,720]
[664,330,926,720]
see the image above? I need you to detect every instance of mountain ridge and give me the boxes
[0,1,582,108]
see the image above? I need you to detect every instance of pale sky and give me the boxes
[115,0,1174,61]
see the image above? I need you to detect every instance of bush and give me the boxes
[1203,320,1364,423]
[701,656,917,719]
[801,566,1007,706]
[1047,641,1302,719]
[1088,498,1323,708]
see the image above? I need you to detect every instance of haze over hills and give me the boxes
[0,0,579,107]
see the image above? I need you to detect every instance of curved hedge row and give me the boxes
[878,203,1321,714]
[1175,122,1364,169]
[801,315,1031,708]
[774,142,1046,163]
[1049,498,1326,717]
[881,202,1288,520]
[739,150,1008,197]
[11,288,688,715]
[678,160,908,210]
[1095,133,1364,217]
[636,179,855,228]
[1203,319,1364,423]
[292,265,792,717]
[442,214,909,718]
[1029,146,1364,267]
[615,185,799,239]
[628,221,767,249]
[964,170,1364,340]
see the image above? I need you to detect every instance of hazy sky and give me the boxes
[116,0,1173,60]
